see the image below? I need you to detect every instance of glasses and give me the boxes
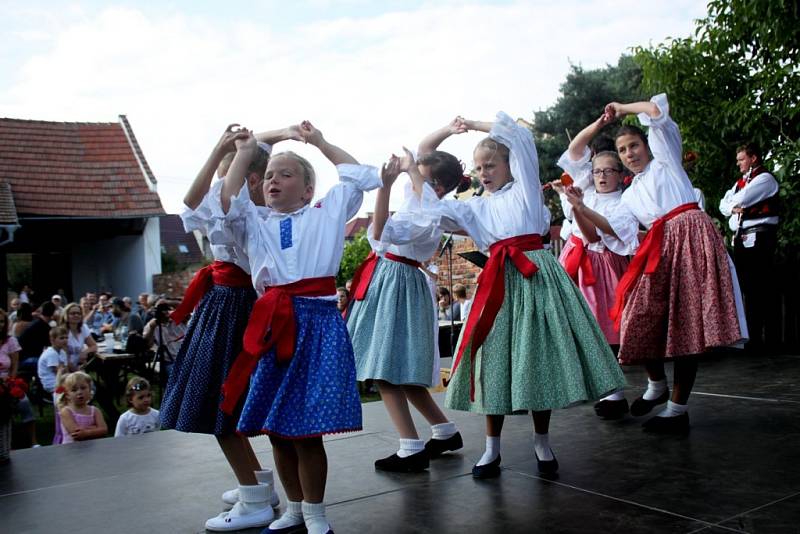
[591,168,622,177]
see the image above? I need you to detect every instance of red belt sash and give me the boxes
[562,235,596,286]
[609,202,699,331]
[220,276,336,414]
[451,234,543,401]
[350,252,421,301]
[171,261,251,324]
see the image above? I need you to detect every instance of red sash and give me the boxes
[170,261,251,324]
[609,202,699,331]
[562,235,596,286]
[220,276,336,414]
[451,234,543,401]
[350,252,421,301]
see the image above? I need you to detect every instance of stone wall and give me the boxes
[152,269,197,299]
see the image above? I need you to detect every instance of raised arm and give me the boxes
[568,113,614,160]
[184,124,249,209]
[372,155,401,241]
[301,121,358,165]
[418,117,468,156]
[220,132,259,213]
[254,125,304,146]
[605,100,661,121]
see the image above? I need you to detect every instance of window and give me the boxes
[178,244,189,254]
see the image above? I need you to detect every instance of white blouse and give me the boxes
[719,170,780,231]
[375,181,442,262]
[619,94,697,229]
[181,179,251,273]
[557,147,639,256]
[212,164,382,295]
[399,111,551,252]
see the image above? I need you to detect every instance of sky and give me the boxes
[0,0,709,214]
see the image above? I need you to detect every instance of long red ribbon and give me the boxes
[562,235,596,286]
[451,234,543,401]
[170,261,251,324]
[609,202,700,331]
[220,276,336,414]
[350,252,421,301]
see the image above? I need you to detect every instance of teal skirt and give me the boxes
[445,249,626,414]
[348,257,436,386]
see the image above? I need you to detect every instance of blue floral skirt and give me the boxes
[237,297,363,439]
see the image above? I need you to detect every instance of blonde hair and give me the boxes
[271,151,316,190]
[125,376,151,407]
[49,325,68,340]
[474,137,510,164]
[59,302,83,331]
[58,371,93,408]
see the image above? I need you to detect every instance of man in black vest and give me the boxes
[719,143,780,352]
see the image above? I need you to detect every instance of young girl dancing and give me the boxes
[59,371,107,443]
[564,94,746,434]
[407,113,626,478]
[114,377,161,437]
[161,125,297,531]
[216,121,381,534]
[556,114,639,420]
[346,134,469,472]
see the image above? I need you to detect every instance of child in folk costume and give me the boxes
[216,121,381,534]
[555,113,639,420]
[161,125,300,532]
[564,94,747,434]
[407,112,625,479]
[347,141,469,473]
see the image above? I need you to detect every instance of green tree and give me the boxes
[634,0,800,248]
[337,229,371,287]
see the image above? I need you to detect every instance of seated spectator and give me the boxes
[134,293,150,322]
[51,294,64,319]
[452,284,472,321]
[336,287,351,320]
[60,302,97,371]
[8,297,20,330]
[112,297,145,352]
[86,294,114,338]
[18,301,57,376]
[18,284,32,304]
[59,371,107,443]
[0,309,38,447]
[12,302,33,338]
[143,301,185,381]
[37,326,68,395]
[438,287,453,321]
[114,377,160,437]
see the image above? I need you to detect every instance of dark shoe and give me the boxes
[374,450,429,472]
[594,398,630,420]
[264,524,307,534]
[425,432,463,458]
[642,413,690,435]
[535,449,559,477]
[630,390,670,416]
[471,455,501,479]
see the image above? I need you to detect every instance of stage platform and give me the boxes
[2,352,799,533]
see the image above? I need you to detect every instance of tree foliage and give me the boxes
[634,0,800,249]
[337,229,371,287]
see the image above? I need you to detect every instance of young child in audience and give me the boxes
[59,371,107,443]
[115,377,161,436]
[37,326,68,394]
[216,121,380,534]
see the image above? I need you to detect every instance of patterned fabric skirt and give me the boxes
[618,210,744,364]
[558,242,630,345]
[237,297,362,439]
[348,258,436,387]
[160,284,256,436]
[445,249,626,415]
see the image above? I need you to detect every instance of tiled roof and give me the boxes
[0,116,165,218]
[159,214,204,265]
[0,182,19,225]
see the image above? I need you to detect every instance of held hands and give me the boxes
[233,129,257,152]
[603,103,625,122]
[380,154,402,188]
[285,124,305,143]
[447,116,468,135]
[216,124,251,153]
[398,147,417,173]
[300,120,324,147]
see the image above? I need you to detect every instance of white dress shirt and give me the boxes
[718,170,780,231]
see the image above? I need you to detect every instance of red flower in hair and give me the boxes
[683,150,698,163]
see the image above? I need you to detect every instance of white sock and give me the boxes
[476,436,500,466]
[657,400,688,418]
[430,421,458,440]
[397,438,425,458]
[237,484,268,514]
[254,469,274,485]
[601,389,625,402]
[533,432,553,461]
[302,501,330,534]
[642,378,668,401]
[269,500,304,529]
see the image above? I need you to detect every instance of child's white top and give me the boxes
[214,164,382,294]
[373,181,442,262]
[619,94,697,229]
[114,408,161,437]
[37,347,66,392]
[557,147,638,256]
[181,179,251,273]
[396,111,550,252]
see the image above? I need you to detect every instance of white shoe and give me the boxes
[205,501,275,531]
[222,485,281,508]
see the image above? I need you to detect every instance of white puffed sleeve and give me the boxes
[320,164,382,221]
[556,147,594,223]
[180,179,225,235]
[489,111,542,212]
[208,183,266,263]
[598,208,640,256]
[638,94,685,179]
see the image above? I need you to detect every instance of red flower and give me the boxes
[9,386,24,399]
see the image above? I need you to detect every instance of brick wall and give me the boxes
[152,269,197,299]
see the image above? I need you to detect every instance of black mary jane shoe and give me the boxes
[594,398,630,420]
[266,523,308,534]
[424,432,464,458]
[374,450,429,472]
[471,455,502,479]
[630,390,670,417]
[642,413,690,435]
[535,449,559,478]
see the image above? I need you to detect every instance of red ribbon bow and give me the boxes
[350,252,421,301]
[562,235,596,286]
[171,261,252,325]
[451,234,544,401]
[220,276,336,414]
[609,202,699,331]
